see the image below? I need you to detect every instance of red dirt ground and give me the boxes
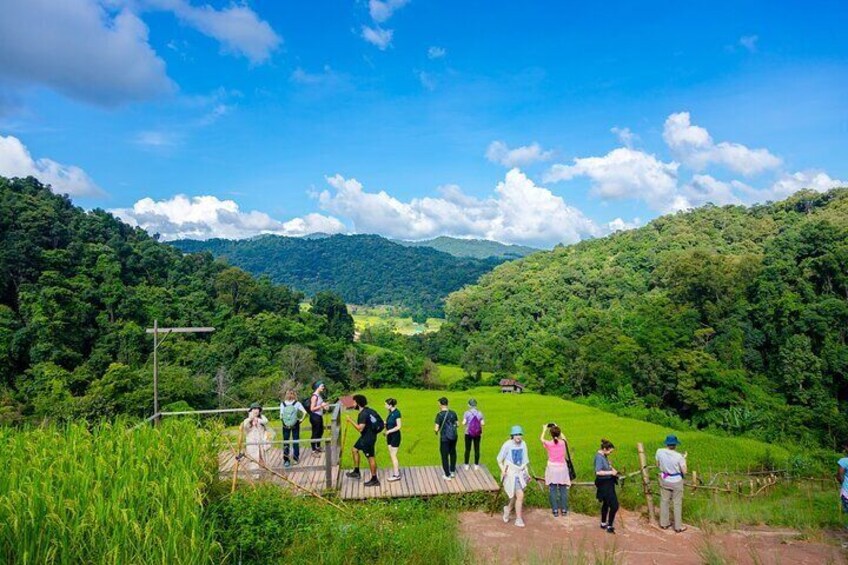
[459,508,847,564]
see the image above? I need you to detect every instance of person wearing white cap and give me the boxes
[496,425,530,527]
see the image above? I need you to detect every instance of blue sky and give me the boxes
[1,0,847,247]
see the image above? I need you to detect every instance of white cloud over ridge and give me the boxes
[486,141,554,168]
[0,134,103,197]
[112,195,346,241]
[318,169,602,247]
[544,147,687,212]
[663,112,781,176]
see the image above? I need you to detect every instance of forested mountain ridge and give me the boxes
[444,188,848,446]
[393,236,539,259]
[171,234,505,317]
[0,176,362,423]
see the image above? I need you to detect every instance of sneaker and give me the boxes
[502,506,510,523]
[464,464,469,471]
[606,526,616,534]
[283,461,291,469]
[474,465,480,471]
[345,470,361,479]
[364,477,380,487]
[552,510,559,517]
[443,474,453,481]
[515,518,525,528]
[560,511,568,517]
[388,474,401,482]
[600,522,608,530]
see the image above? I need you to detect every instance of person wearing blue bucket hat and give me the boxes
[496,425,530,527]
[656,434,688,532]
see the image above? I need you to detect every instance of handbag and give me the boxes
[565,440,577,481]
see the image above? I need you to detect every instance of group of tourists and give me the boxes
[342,395,486,488]
[241,384,692,534]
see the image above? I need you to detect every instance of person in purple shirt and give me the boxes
[461,398,485,471]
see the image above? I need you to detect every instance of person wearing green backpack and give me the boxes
[280,390,308,468]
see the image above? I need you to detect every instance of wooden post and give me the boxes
[637,442,656,526]
[152,319,159,425]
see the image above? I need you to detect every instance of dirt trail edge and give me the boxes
[459,508,846,564]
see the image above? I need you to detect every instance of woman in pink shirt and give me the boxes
[540,424,571,516]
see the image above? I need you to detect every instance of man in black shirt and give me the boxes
[345,394,380,487]
[434,397,459,480]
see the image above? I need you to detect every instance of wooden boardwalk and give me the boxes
[339,465,500,500]
[218,447,340,493]
[219,449,500,500]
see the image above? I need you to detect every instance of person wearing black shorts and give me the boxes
[345,394,380,487]
[384,398,402,482]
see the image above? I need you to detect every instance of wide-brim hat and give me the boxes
[664,434,680,446]
[510,425,524,437]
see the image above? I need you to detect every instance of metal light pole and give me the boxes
[146,320,215,424]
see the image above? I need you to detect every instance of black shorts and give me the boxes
[386,432,401,448]
[354,434,377,457]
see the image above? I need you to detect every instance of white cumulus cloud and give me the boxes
[368,0,410,23]
[0,0,174,106]
[318,169,600,247]
[0,134,104,197]
[361,26,393,50]
[663,112,781,176]
[145,0,281,64]
[486,141,554,168]
[111,194,346,240]
[544,147,687,212]
[427,46,446,59]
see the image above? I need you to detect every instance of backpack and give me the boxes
[467,413,482,438]
[440,411,458,441]
[281,402,299,428]
[366,408,384,434]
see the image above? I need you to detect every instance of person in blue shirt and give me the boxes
[836,443,848,525]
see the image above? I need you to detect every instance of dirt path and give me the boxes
[459,508,846,564]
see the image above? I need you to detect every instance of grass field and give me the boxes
[335,386,841,529]
[351,305,444,336]
[434,364,495,386]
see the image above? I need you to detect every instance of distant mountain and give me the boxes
[394,236,539,259]
[171,234,506,316]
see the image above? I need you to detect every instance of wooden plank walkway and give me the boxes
[219,448,500,500]
[218,448,339,493]
[339,465,500,500]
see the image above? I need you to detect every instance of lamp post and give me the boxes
[146,320,215,424]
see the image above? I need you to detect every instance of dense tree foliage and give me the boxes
[443,189,848,446]
[171,234,504,317]
[393,236,538,259]
[0,177,412,423]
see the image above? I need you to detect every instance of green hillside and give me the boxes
[172,234,505,317]
[394,236,539,259]
[0,176,356,423]
[443,189,848,447]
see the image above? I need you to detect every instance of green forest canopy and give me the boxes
[442,188,848,447]
[0,176,419,423]
[170,234,505,318]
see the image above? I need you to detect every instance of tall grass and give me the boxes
[0,420,221,564]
